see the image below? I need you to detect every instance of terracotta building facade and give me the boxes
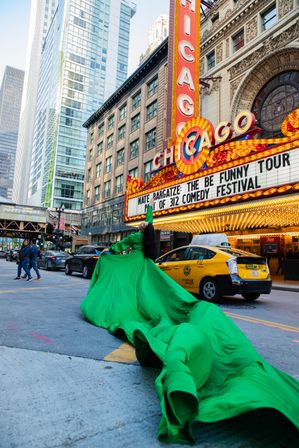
[82,0,299,245]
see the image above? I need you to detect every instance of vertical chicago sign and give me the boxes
[166,0,201,145]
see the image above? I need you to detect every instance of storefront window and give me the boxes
[131,113,140,132]
[94,185,100,201]
[119,103,127,121]
[117,149,124,166]
[97,141,103,156]
[96,163,101,178]
[108,114,114,130]
[132,90,141,110]
[232,29,244,52]
[144,160,153,182]
[261,5,276,31]
[145,128,156,151]
[97,122,104,137]
[118,125,125,141]
[146,101,157,121]
[129,167,138,178]
[104,180,111,198]
[207,50,215,70]
[147,76,158,97]
[105,156,112,173]
[130,140,139,159]
[115,174,123,193]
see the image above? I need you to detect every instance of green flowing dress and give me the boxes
[80,232,299,444]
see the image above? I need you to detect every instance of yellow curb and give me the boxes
[104,342,137,363]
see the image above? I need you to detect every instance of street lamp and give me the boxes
[55,204,65,249]
[56,204,65,231]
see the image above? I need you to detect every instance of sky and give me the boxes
[0,0,169,84]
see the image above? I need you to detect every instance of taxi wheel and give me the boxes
[200,278,219,301]
[242,293,260,301]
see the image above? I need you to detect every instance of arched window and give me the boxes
[252,71,299,138]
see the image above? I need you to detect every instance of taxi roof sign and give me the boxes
[191,233,230,247]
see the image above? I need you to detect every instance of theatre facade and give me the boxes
[82,0,299,271]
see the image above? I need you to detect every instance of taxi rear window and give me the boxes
[236,256,267,265]
[220,248,256,257]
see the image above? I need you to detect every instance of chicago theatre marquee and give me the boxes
[82,0,299,257]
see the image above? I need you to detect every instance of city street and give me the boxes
[0,259,298,448]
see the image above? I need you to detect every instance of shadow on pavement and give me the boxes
[192,408,299,447]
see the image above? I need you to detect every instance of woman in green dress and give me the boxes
[80,207,299,444]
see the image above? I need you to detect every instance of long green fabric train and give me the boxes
[80,232,299,444]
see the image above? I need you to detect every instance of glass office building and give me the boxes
[13,0,58,205]
[0,66,24,199]
[28,0,136,210]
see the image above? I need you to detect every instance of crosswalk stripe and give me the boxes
[0,286,51,294]
[225,311,299,333]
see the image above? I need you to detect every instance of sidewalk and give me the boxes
[271,275,299,292]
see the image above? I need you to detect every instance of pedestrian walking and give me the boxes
[14,240,32,281]
[29,239,41,281]
[14,242,26,279]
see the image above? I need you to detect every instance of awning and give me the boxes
[133,194,299,234]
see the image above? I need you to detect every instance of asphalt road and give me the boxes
[0,259,298,448]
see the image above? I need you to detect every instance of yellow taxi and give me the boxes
[156,245,272,301]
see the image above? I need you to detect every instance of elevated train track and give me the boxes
[0,199,46,239]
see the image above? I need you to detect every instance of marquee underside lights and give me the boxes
[134,195,299,235]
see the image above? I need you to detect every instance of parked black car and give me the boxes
[65,245,105,279]
[0,250,7,259]
[6,250,19,262]
[39,250,69,270]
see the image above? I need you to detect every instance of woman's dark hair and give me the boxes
[143,223,157,261]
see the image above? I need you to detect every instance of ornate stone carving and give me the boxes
[201,78,221,97]
[246,17,258,43]
[225,9,232,19]
[229,22,299,80]
[202,29,210,41]
[278,0,293,19]
[230,76,245,101]
[216,43,223,63]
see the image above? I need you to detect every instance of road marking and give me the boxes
[225,311,299,334]
[0,286,52,294]
[104,342,137,364]
[29,331,55,345]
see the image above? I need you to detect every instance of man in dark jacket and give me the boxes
[14,240,32,280]
[29,239,41,280]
